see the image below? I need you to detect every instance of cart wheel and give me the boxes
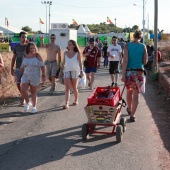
[82,123,89,140]
[120,117,127,133]
[116,125,123,143]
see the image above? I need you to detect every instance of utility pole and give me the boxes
[41,1,48,36]
[152,0,158,80]
[143,0,145,44]
[48,1,52,32]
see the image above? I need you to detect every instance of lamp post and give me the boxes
[152,0,158,80]
[41,1,52,35]
[133,0,145,44]
[48,1,52,32]
[41,1,48,36]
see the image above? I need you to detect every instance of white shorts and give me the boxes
[63,71,80,79]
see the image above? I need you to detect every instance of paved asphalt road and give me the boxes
[0,66,169,170]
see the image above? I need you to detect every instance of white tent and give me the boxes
[0,25,24,35]
[84,25,91,33]
[77,24,86,34]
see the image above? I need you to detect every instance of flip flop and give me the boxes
[130,116,136,122]
[73,102,78,106]
[63,105,69,109]
[126,107,131,115]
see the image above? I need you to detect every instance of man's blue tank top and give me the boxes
[127,42,144,69]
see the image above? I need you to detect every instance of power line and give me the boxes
[52,1,142,9]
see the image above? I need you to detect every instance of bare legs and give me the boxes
[16,83,24,105]
[49,76,56,89]
[110,73,119,84]
[21,83,38,107]
[86,72,95,89]
[64,78,79,107]
[126,89,139,117]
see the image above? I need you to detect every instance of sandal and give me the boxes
[130,116,136,122]
[126,107,131,115]
[63,105,69,109]
[73,101,78,106]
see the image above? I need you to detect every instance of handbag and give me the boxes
[83,60,88,67]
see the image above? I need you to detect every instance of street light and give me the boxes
[41,1,52,35]
[133,0,145,44]
[41,1,48,36]
[48,1,52,32]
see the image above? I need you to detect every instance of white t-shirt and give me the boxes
[107,44,122,61]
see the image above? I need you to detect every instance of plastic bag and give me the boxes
[78,73,86,88]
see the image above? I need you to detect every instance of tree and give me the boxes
[132,25,139,31]
[21,26,32,32]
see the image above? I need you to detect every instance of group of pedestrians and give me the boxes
[0,29,149,122]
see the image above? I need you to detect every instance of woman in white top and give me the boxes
[61,40,84,109]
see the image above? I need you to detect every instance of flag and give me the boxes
[39,18,44,24]
[5,17,9,27]
[72,19,78,26]
[107,16,113,24]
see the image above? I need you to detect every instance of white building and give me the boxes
[49,23,77,50]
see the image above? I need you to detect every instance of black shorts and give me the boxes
[109,61,119,74]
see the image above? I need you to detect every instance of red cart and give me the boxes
[82,86,126,143]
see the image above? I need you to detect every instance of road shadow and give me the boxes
[142,75,170,153]
[0,124,118,170]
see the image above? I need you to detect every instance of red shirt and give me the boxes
[83,46,101,68]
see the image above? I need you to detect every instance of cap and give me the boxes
[89,38,94,43]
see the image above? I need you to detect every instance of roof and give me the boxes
[0,25,25,34]
[77,24,86,34]
[84,25,91,32]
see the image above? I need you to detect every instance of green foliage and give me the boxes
[22,26,32,33]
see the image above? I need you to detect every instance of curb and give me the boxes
[158,62,170,96]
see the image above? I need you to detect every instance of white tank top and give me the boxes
[64,52,80,72]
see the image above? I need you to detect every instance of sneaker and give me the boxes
[115,83,118,87]
[30,107,37,113]
[24,102,32,112]
[49,87,55,94]
[111,82,114,87]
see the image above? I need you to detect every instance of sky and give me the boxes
[0,0,169,33]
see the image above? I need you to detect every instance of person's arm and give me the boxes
[77,52,84,77]
[143,45,148,65]
[97,48,101,68]
[82,47,90,59]
[0,54,4,67]
[11,52,16,76]
[57,46,61,68]
[121,43,128,82]
[37,53,46,82]
[61,52,66,72]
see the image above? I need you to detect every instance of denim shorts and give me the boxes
[85,67,97,73]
